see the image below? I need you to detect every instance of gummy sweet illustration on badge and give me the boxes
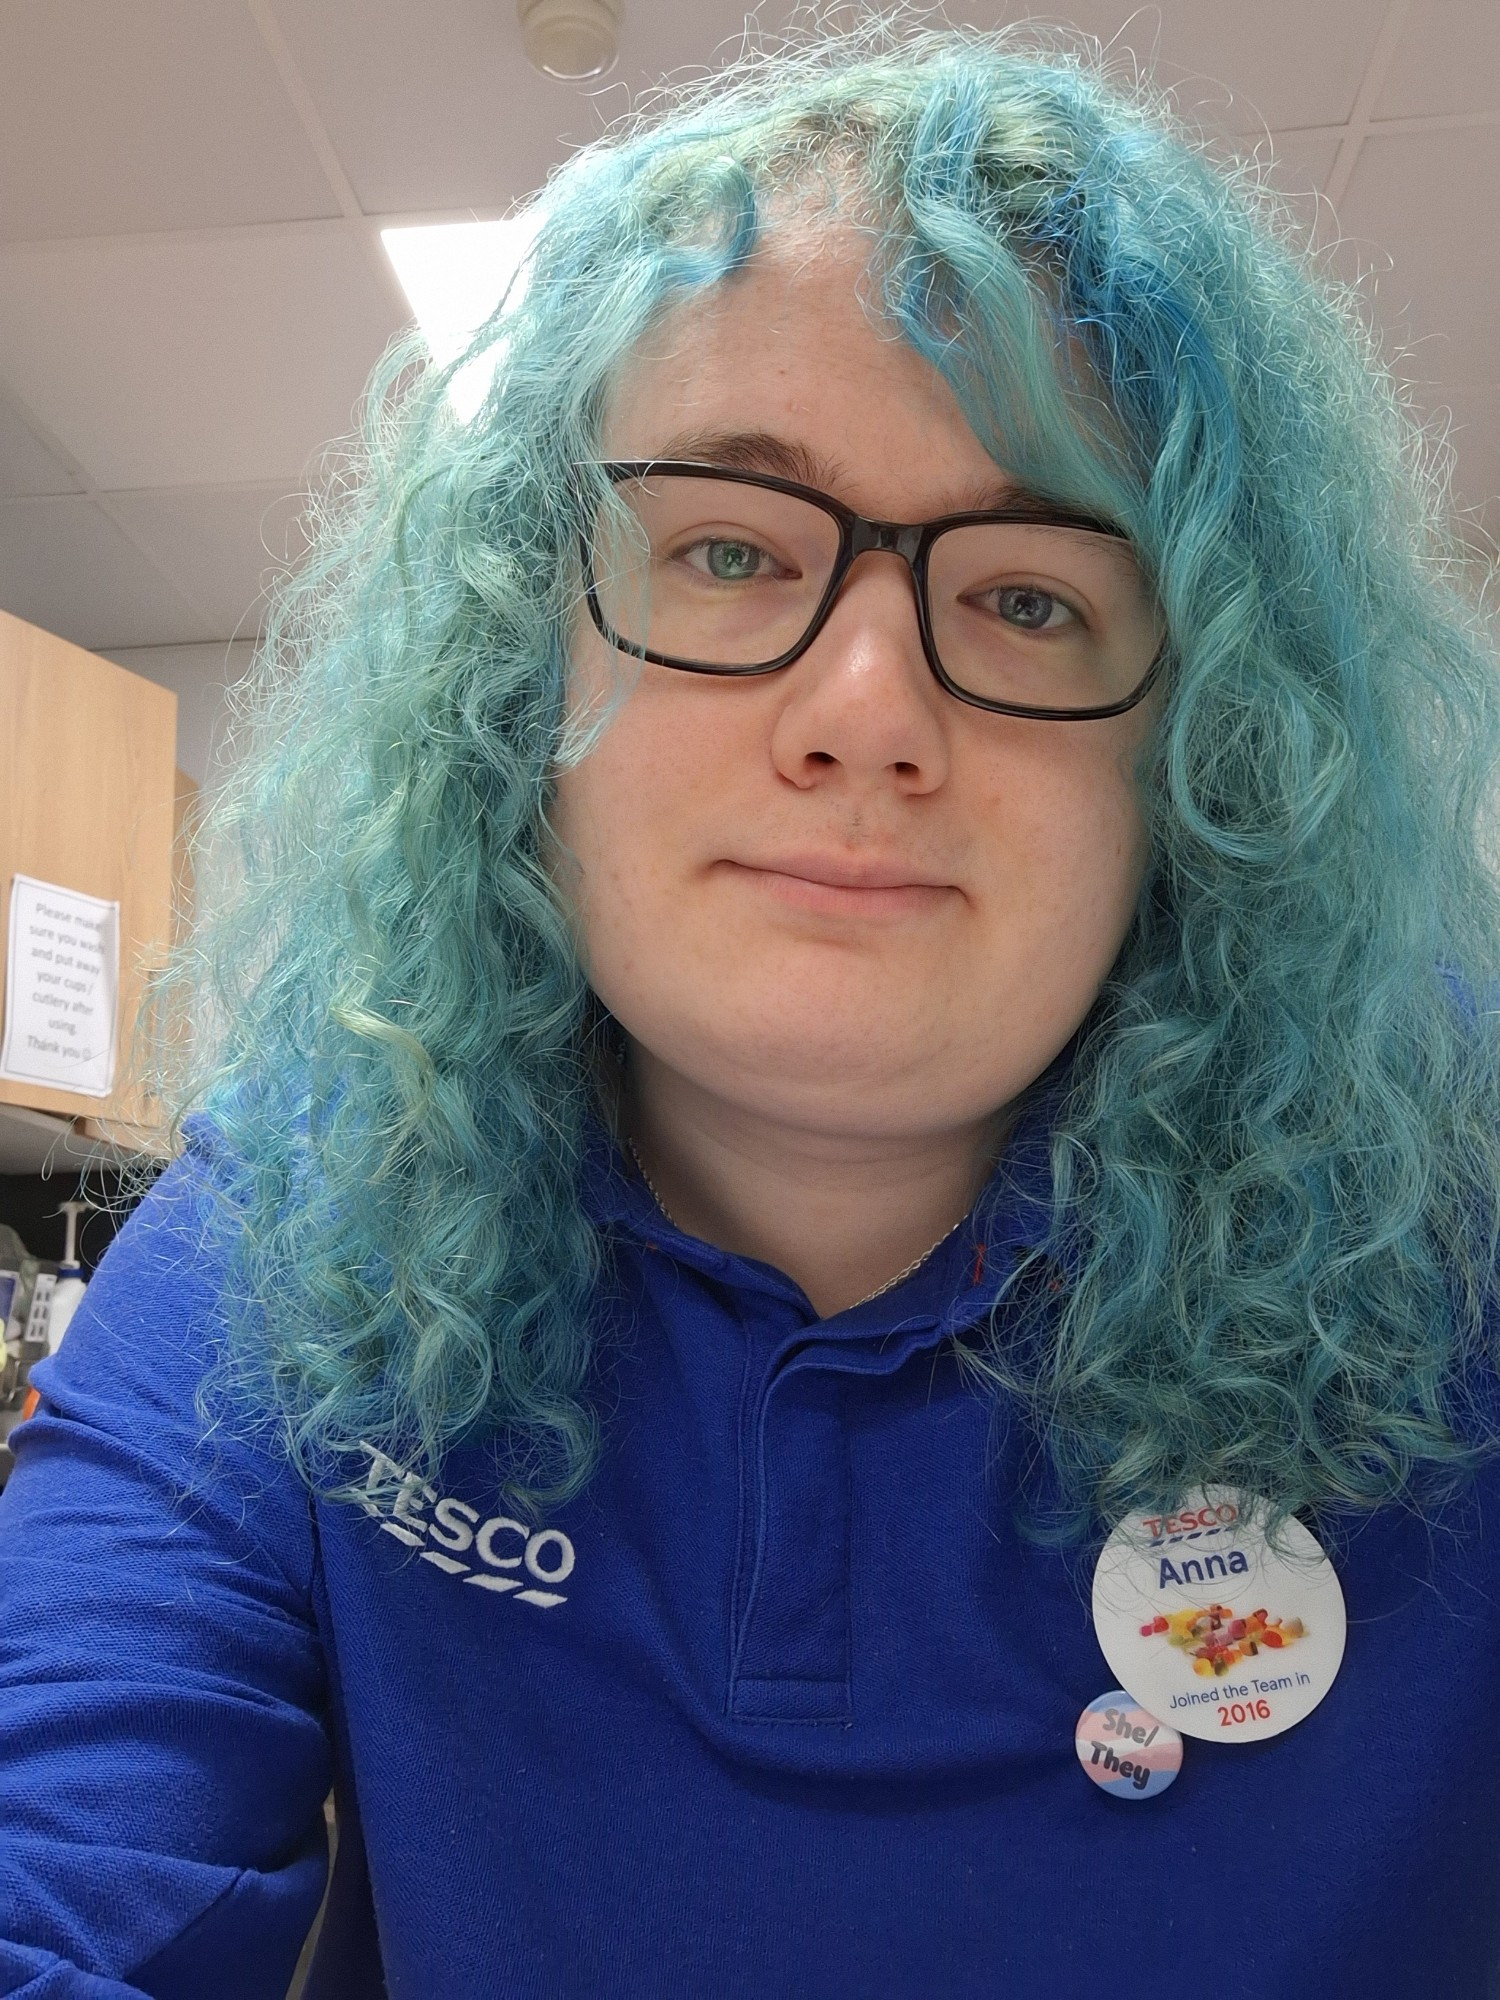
[1139,1602,1308,1679]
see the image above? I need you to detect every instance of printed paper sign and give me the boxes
[0,874,120,1097]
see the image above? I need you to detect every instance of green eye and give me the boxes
[672,535,787,583]
[699,539,764,581]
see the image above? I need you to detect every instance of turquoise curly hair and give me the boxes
[154,18,1500,1540]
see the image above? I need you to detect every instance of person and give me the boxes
[4,22,1500,1999]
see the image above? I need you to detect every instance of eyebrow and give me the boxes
[636,426,1056,518]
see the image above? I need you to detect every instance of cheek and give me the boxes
[549,637,648,882]
[1069,758,1151,954]
[975,733,1150,956]
[545,684,719,977]
[547,750,649,960]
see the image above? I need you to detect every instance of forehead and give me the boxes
[597,226,1018,515]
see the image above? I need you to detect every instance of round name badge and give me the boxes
[1075,1691,1182,1799]
[1091,1487,1345,1744]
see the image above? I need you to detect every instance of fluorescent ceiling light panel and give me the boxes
[382,211,547,420]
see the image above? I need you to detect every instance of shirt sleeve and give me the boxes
[0,1121,334,1999]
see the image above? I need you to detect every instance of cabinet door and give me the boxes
[0,606,176,1131]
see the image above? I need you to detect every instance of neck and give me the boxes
[603,1035,1013,1319]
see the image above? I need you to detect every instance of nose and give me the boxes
[767,545,950,791]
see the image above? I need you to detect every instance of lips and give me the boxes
[733,851,952,890]
[724,854,956,920]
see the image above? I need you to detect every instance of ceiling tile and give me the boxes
[0,224,408,490]
[0,0,339,242]
[0,496,210,650]
[1374,0,1500,121]
[273,0,1387,224]
[1332,124,1500,392]
[105,485,313,642]
[1425,383,1500,543]
[1247,127,1343,197]
[825,3,1394,140]
[272,0,603,216]
[1215,127,1343,249]
[0,396,84,499]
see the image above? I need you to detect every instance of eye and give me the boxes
[677,536,791,583]
[978,584,1079,632]
[960,582,1082,633]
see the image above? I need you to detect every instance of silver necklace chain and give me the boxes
[623,1134,968,1311]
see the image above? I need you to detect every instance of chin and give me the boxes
[686,1014,948,1098]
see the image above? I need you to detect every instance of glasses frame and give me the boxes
[580,458,1167,723]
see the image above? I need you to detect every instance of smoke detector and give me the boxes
[517,0,623,81]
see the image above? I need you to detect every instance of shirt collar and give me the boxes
[579,1065,1065,1340]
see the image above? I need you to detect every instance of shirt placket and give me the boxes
[729,1346,853,1723]
[727,1313,972,1726]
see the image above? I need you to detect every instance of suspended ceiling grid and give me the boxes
[0,0,1493,781]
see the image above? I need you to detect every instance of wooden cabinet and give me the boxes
[0,606,180,1161]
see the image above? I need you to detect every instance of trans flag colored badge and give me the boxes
[1075,1691,1182,1799]
[1091,1487,1346,1745]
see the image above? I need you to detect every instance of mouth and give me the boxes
[724,857,956,920]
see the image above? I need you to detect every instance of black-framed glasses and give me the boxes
[580,460,1167,722]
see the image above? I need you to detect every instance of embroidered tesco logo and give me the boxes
[357,1441,575,1608]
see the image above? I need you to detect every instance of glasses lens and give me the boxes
[588,475,1161,712]
[590,475,841,669]
[927,522,1160,712]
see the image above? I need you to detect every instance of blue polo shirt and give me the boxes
[4,1093,1500,1997]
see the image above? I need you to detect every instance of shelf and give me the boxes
[0,1101,155,1175]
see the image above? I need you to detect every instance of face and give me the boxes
[546,226,1160,1152]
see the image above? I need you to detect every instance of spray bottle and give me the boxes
[0,1223,27,1404]
[46,1201,92,1354]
